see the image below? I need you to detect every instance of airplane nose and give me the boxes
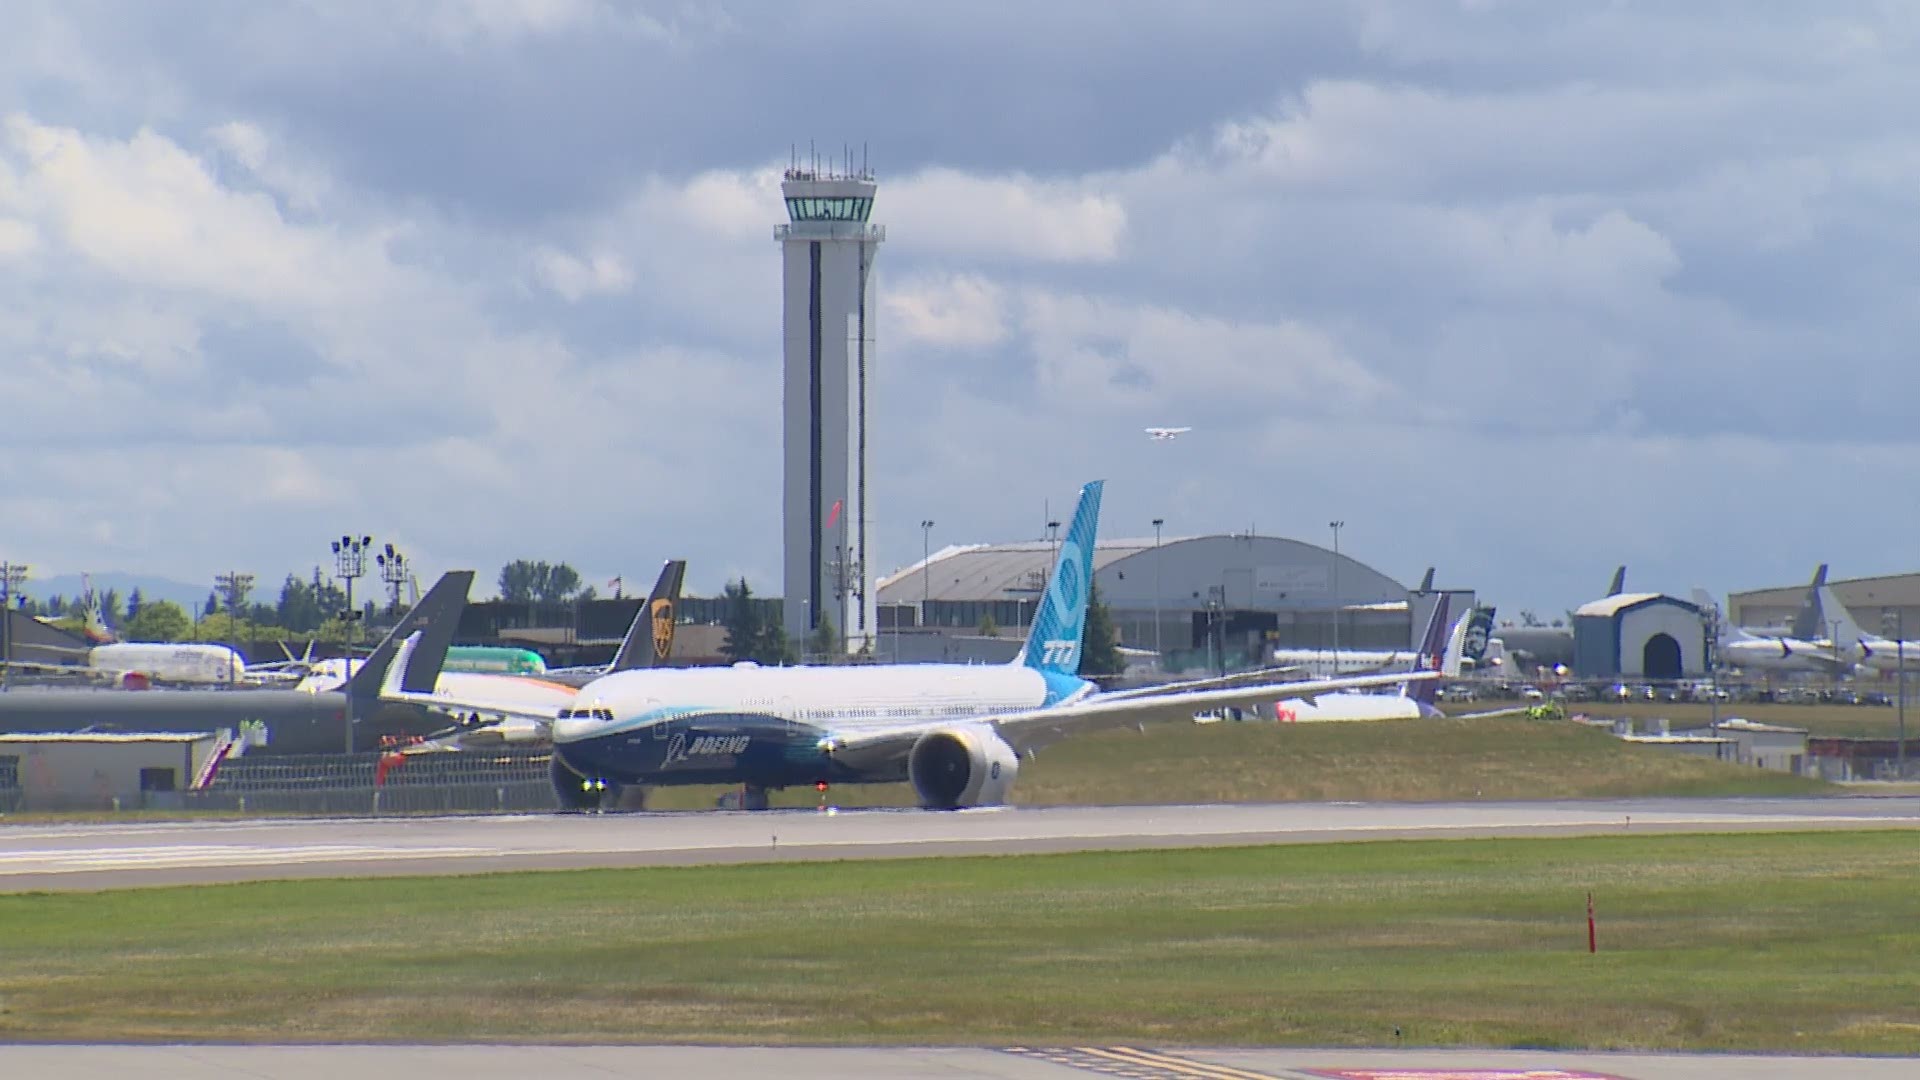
[552,717,601,744]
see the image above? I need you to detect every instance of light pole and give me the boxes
[332,535,372,753]
[377,543,409,616]
[1886,610,1907,778]
[920,519,934,631]
[1152,518,1165,672]
[1328,520,1345,670]
[0,562,26,690]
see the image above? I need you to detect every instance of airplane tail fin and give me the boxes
[1016,480,1104,676]
[1400,592,1452,704]
[1607,566,1626,596]
[1816,580,1867,656]
[346,570,474,699]
[1461,605,1497,668]
[1415,567,1435,593]
[609,559,688,672]
[1787,564,1830,643]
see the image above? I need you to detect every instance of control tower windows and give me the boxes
[785,197,872,222]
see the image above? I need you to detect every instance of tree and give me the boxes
[978,611,1000,638]
[125,587,143,622]
[1080,582,1123,677]
[497,560,585,605]
[719,578,791,665]
[203,592,220,619]
[276,574,324,633]
[807,612,840,663]
[98,587,122,628]
[124,600,191,643]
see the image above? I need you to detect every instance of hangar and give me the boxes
[1572,593,1708,680]
[876,533,1458,674]
[1732,571,1920,638]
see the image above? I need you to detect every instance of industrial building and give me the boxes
[0,731,221,812]
[779,162,884,653]
[1571,593,1709,680]
[1732,571,1920,639]
[876,533,1453,673]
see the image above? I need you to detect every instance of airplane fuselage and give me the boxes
[90,643,247,685]
[554,663,1090,789]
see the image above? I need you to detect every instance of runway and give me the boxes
[1,1044,1914,1079]
[2,796,1917,892]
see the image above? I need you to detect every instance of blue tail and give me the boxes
[1017,480,1104,675]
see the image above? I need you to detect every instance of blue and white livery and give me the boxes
[528,480,1428,810]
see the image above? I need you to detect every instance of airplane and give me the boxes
[1270,568,1458,676]
[1245,589,1466,723]
[385,481,1434,811]
[1804,570,1920,673]
[1145,427,1191,441]
[1691,566,1848,675]
[376,560,688,755]
[0,571,475,754]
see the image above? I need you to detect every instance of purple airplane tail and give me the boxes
[1401,591,1453,708]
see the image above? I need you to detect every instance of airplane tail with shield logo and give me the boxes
[1015,480,1104,677]
[609,559,688,671]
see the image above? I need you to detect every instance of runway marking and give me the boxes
[1305,1060,1620,1068]
[1306,1070,1627,1080]
[1004,1046,1279,1079]
[0,844,492,875]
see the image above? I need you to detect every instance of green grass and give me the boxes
[1457,698,1919,740]
[644,716,1830,810]
[3,833,1920,1050]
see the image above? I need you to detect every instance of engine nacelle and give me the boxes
[907,724,1019,809]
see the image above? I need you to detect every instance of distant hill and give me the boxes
[28,573,215,614]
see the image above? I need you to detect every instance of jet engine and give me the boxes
[907,724,1019,809]
[118,671,151,691]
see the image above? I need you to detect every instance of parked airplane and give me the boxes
[1807,571,1919,673]
[1270,569,1459,676]
[377,560,688,753]
[1258,590,1464,722]
[0,572,474,754]
[1692,565,1847,674]
[1145,427,1191,441]
[395,481,1431,811]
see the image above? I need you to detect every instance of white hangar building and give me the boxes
[877,533,1464,674]
[1572,593,1709,680]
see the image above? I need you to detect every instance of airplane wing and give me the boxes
[376,632,567,745]
[819,670,1436,769]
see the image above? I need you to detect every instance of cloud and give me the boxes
[887,168,1127,263]
[531,246,634,301]
[885,274,1008,349]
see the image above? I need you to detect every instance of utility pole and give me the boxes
[0,562,26,690]
[1152,518,1165,672]
[1886,610,1907,778]
[214,571,255,683]
[1328,520,1345,670]
[332,535,372,753]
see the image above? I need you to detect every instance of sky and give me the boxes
[2,0,1918,615]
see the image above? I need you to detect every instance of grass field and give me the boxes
[2,833,1918,1050]
[1451,698,1920,740]
[644,715,1829,810]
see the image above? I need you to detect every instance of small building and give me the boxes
[1679,718,1809,773]
[0,731,222,812]
[1572,593,1708,680]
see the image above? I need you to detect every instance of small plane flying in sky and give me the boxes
[1145,426,1191,441]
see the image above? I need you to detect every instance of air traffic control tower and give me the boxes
[778,163,884,654]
